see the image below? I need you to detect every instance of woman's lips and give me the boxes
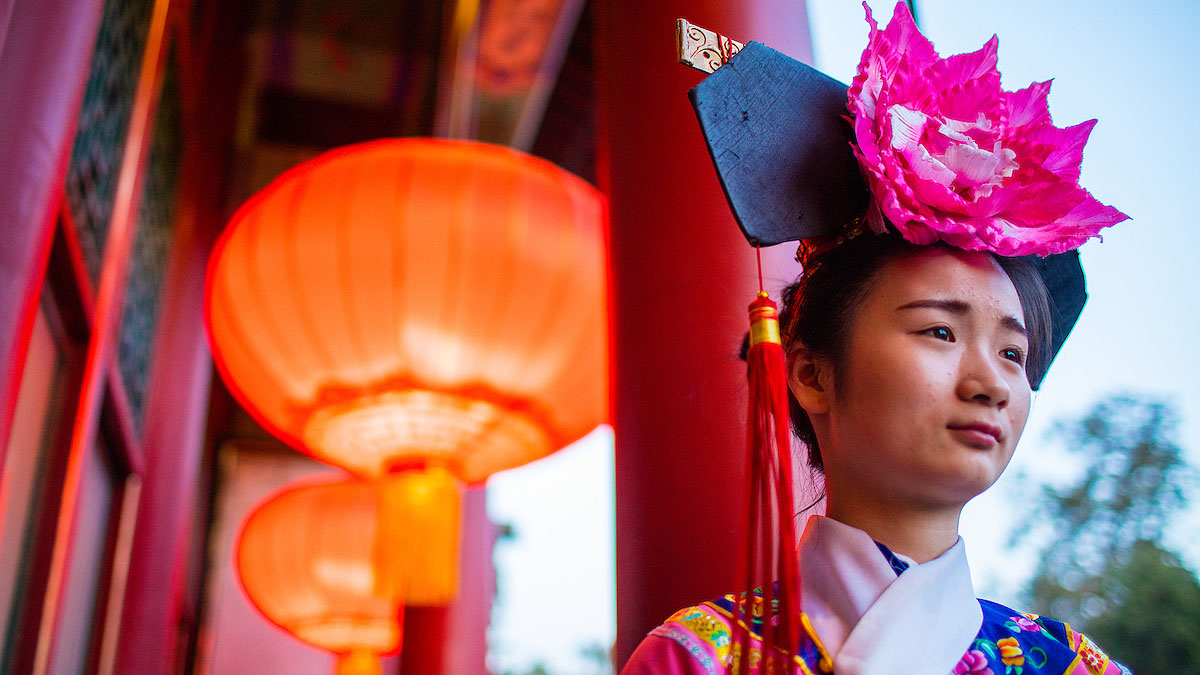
[948,423,1002,447]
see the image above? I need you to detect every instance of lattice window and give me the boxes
[63,0,155,285]
[119,50,182,432]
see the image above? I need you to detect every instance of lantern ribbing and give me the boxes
[205,139,608,483]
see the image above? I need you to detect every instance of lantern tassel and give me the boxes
[334,650,382,675]
[374,467,463,606]
[734,283,800,672]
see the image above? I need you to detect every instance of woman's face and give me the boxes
[807,247,1033,510]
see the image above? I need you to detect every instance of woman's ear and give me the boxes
[787,345,830,415]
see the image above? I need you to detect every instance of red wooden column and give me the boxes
[440,487,495,674]
[593,1,814,666]
[112,0,247,670]
[0,0,104,468]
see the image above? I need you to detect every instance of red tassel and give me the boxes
[734,290,799,673]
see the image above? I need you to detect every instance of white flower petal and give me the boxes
[888,105,928,150]
[942,143,1017,190]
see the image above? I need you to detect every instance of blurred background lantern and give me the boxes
[235,476,403,675]
[205,138,608,484]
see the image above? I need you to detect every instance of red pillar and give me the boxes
[112,0,247,670]
[593,2,813,666]
[0,0,103,469]
[398,607,448,675]
[441,487,496,674]
[396,485,494,667]
[396,487,495,675]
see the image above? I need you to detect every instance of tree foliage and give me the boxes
[500,643,613,675]
[1086,540,1200,673]
[1021,394,1200,673]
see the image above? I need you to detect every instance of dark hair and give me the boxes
[777,230,1052,472]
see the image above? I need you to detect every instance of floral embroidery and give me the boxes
[1077,634,1110,674]
[1024,646,1049,670]
[681,609,732,647]
[650,624,721,675]
[1011,616,1040,632]
[665,606,733,665]
[655,593,1134,675]
[728,641,761,675]
[1002,614,1054,641]
[954,648,994,674]
[721,590,768,626]
[997,636,1025,673]
[676,598,820,675]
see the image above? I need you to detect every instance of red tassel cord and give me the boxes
[734,287,800,673]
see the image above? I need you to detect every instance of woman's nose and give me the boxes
[956,348,1010,408]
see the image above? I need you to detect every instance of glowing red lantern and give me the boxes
[235,476,403,672]
[205,139,608,483]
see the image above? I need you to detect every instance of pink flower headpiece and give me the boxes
[847,2,1128,256]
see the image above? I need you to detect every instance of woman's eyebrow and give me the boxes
[1000,315,1028,337]
[898,299,1027,336]
[896,298,970,314]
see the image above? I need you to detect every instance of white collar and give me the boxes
[797,515,982,675]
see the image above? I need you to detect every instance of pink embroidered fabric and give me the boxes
[623,634,715,675]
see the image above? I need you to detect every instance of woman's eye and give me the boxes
[1001,347,1026,365]
[923,326,954,341]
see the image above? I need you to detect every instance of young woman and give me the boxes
[623,3,1131,674]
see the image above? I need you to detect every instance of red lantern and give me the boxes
[235,476,403,672]
[205,139,608,483]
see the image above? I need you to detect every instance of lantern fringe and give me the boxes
[733,292,800,673]
[374,467,463,606]
[334,650,382,675]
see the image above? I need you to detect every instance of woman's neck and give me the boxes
[823,491,963,564]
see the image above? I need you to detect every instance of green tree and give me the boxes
[1019,394,1200,673]
[579,642,614,675]
[501,664,553,675]
[499,644,613,675]
[1086,540,1200,673]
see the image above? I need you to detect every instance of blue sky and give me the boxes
[487,1,1200,671]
